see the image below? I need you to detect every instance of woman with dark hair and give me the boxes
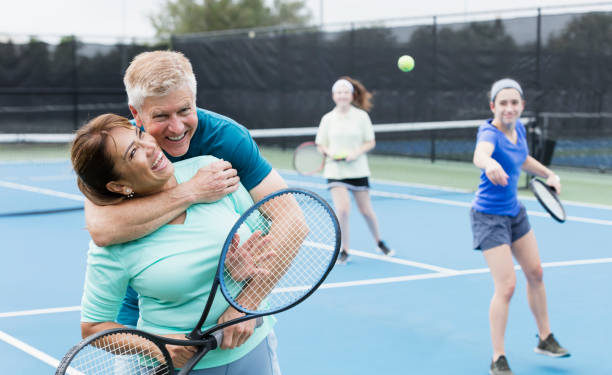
[470,78,569,375]
[72,113,282,375]
[315,76,394,264]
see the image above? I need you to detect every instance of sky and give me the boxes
[0,0,610,41]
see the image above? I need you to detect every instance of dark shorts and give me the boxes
[470,204,531,251]
[327,177,370,191]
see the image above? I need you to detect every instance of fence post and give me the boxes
[536,8,541,90]
[72,36,79,130]
[279,28,287,129]
[432,16,438,122]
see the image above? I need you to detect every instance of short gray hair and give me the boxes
[124,50,197,110]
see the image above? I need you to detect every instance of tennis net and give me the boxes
[5,113,612,217]
[0,117,511,164]
[0,118,493,217]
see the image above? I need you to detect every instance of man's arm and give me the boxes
[247,169,288,203]
[215,168,289,346]
[86,160,239,246]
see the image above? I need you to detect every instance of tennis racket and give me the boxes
[529,177,566,223]
[292,141,346,175]
[56,188,341,375]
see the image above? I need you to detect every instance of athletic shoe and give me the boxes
[377,240,395,256]
[490,355,514,375]
[534,333,570,357]
[336,249,349,265]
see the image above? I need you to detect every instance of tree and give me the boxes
[150,0,312,36]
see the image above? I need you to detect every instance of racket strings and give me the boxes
[65,333,169,375]
[223,192,337,312]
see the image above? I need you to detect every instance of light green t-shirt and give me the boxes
[315,105,375,179]
[80,155,275,370]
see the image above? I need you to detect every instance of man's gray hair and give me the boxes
[124,51,197,110]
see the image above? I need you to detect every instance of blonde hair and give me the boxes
[124,50,197,110]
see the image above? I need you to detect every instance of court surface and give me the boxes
[1,160,611,374]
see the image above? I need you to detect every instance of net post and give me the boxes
[430,129,436,163]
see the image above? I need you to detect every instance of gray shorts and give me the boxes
[470,204,531,251]
[189,331,281,375]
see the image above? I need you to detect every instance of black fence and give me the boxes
[0,38,169,133]
[1,4,612,170]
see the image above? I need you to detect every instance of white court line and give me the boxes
[4,257,612,318]
[0,306,80,319]
[286,179,612,226]
[2,257,611,372]
[347,248,457,273]
[319,256,612,290]
[0,330,62,371]
[304,239,456,273]
[0,180,84,201]
[270,256,612,293]
[28,175,75,182]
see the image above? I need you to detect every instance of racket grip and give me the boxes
[212,317,265,347]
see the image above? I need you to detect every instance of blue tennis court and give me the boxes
[1,160,611,374]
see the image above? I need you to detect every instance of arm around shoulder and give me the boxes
[84,184,195,247]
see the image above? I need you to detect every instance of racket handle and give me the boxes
[211,317,264,347]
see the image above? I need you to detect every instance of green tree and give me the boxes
[547,13,612,54]
[151,0,311,36]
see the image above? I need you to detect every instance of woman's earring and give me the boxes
[126,189,134,199]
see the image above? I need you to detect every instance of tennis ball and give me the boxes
[334,152,348,160]
[397,55,415,72]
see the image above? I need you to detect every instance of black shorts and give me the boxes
[327,177,370,191]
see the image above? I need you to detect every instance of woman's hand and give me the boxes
[216,307,257,349]
[225,231,275,282]
[345,151,359,162]
[484,159,509,186]
[546,173,562,194]
[160,333,198,368]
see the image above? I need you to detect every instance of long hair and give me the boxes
[341,76,373,112]
[71,114,133,205]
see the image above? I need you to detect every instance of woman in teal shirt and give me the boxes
[71,113,280,374]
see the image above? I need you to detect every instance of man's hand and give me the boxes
[160,333,198,368]
[216,307,257,349]
[184,160,240,203]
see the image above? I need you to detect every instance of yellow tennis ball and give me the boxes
[334,152,348,160]
[397,55,415,72]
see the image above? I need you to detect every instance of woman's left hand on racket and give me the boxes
[545,173,561,194]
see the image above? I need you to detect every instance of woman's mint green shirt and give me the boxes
[80,156,275,370]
